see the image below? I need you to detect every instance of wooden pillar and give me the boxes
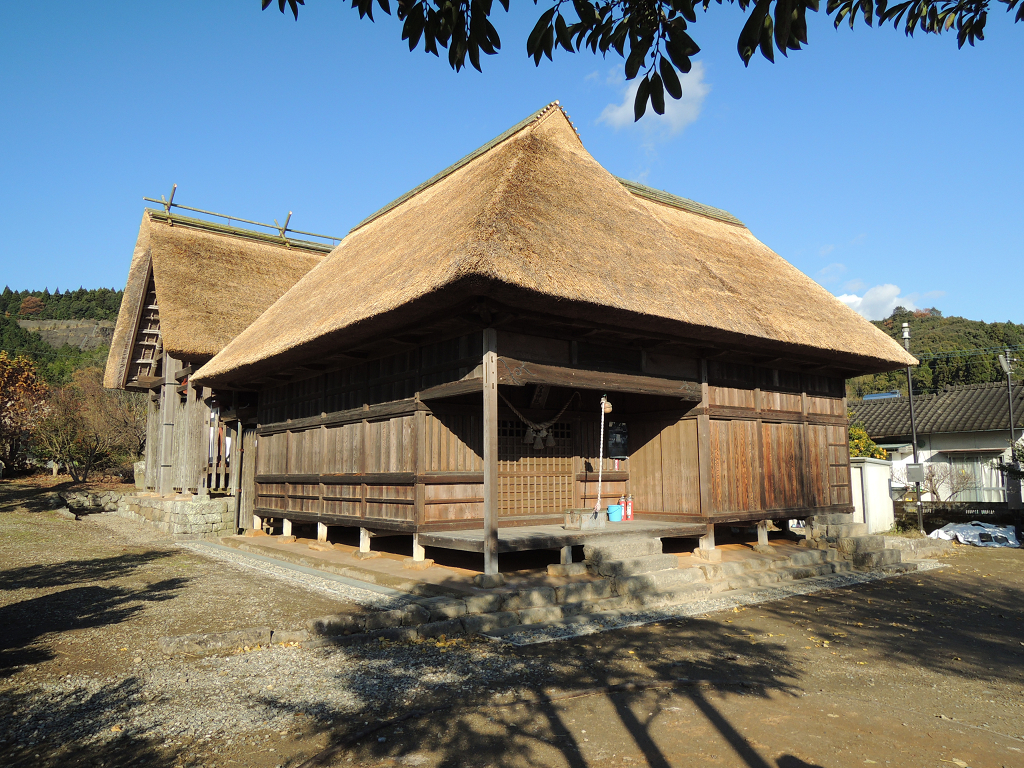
[317,522,328,542]
[158,355,177,495]
[482,328,499,576]
[696,359,712,518]
[757,520,769,546]
[359,527,372,553]
[412,533,426,562]
[282,518,293,537]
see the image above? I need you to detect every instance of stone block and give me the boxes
[851,549,902,569]
[307,613,366,636]
[595,554,678,577]
[518,606,564,625]
[271,629,310,644]
[278,535,297,543]
[838,535,886,554]
[580,595,632,613]
[546,562,589,577]
[402,604,431,626]
[555,579,614,604]
[473,573,506,589]
[364,609,407,631]
[417,618,465,639]
[692,547,723,563]
[354,550,382,560]
[420,597,468,621]
[502,587,557,611]
[403,557,434,570]
[463,593,504,614]
[614,567,705,595]
[460,611,521,634]
[583,537,663,563]
[158,627,272,656]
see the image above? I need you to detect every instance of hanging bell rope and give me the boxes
[594,394,612,516]
[498,391,581,450]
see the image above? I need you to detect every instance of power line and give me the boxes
[914,344,1024,361]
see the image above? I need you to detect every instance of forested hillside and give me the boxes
[0,286,123,321]
[0,287,121,383]
[848,307,1024,399]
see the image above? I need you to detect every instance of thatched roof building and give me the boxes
[105,209,328,390]
[194,103,913,389]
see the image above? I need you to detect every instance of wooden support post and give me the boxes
[359,527,372,553]
[757,520,769,546]
[282,518,292,537]
[317,522,328,543]
[482,328,500,577]
[754,520,772,553]
[412,533,426,562]
[560,545,573,565]
[694,523,721,562]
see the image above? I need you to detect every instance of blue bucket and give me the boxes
[607,505,624,522]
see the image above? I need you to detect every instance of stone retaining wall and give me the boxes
[113,495,236,540]
[61,489,128,513]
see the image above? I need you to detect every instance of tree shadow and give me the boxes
[0,676,181,768]
[0,578,187,675]
[0,550,176,591]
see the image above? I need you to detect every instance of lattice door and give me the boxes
[498,420,574,517]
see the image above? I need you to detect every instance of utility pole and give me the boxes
[997,351,1022,514]
[903,323,924,533]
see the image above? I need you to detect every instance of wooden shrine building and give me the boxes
[104,208,329,506]
[191,103,915,573]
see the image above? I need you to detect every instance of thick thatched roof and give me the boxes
[194,102,915,388]
[104,210,327,389]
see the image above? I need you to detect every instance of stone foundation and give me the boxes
[113,494,236,540]
[61,489,129,513]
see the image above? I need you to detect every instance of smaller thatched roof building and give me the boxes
[193,103,914,389]
[105,209,329,390]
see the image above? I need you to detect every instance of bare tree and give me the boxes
[923,462,979,502]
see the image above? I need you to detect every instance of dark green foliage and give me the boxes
[0,286,123,321]
[847,307,1024,399]
[264,0,1020,122]
[0,314,109,385]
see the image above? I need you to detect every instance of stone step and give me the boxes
[613,566,706,595]
[897,546,951,561]
[851,548,903,569]
[882,536,954,560]
[825,523,868,538]
[583,537,663,563]
[877,562,918,575]
[626,582,714,610]
[591,553,678,577]
[699,557,776,580]
[779,549,834,568]
[837,535,887,555]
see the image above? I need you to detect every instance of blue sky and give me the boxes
[1,2,1021,322]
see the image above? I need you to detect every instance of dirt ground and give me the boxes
[2,477,1023,768]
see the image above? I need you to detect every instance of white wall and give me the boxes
[851,457,895,533]
[887,431,1010,502]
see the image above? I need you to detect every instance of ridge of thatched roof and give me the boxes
[194,103,915,388]
[104,210,325,388]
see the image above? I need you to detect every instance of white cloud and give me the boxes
[816,262,846,286]
[843,278,867,293]
[836,284,916,321]
[818,244,835,257]
[597,62,709,135]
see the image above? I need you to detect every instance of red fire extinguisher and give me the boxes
[625,494,634,521]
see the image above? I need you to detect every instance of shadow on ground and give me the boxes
[0,677,181,768]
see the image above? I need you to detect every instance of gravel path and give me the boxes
[497,560,948,645]
[177,541,416,611]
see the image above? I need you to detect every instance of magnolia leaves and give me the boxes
[263,0,1021,121]
[526,2,701,120]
